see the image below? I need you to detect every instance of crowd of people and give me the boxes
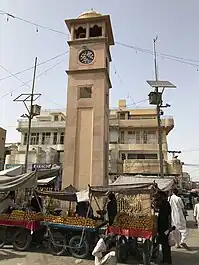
[157,187,199,265]
[0,187,198,265]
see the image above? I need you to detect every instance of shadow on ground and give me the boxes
[0,249,26,261]
[172,247,199,265]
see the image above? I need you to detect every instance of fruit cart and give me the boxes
[90,183,160,265]
[0,171,45,251]
[35,189,105,258]
[0,210,44,251]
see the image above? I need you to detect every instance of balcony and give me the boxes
[109,143,168,151]
[123,159,168,174]
[18,144,64,152]
[109,116,174,134]
[16,119,66,132]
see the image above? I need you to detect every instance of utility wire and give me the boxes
[0,10,67,36]
[116,41,199,68]
[112,63,138,107]
[0,60,65,100]
[0,51,68,82]
[2,9,199,67]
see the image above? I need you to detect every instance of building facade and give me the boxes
[109,99,182,176]
[5,100,182,177]
[0,127,6,170]
[5,110,65,170]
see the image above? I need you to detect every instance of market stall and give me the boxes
[35,188,105,258]
[0,171,45,251]
[90,181,173,265]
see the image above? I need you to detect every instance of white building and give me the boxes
[5,109,66,170]
[5,100,182,177]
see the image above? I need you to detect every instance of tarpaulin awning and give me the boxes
[62,185,78,193]
[34,189,77,202]
[37,176,57,185]
[0,166,23,177]
[0,171,37,192]
[90,183,154,197]
[112,175,174,191]
[35,165,60,180]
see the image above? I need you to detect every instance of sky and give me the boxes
[0,0,199,179]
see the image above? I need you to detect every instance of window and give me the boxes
[145,154,158,159]
[147,131,156,144]
[128,131,137,144]
[53,132,58,145]
[121,153,126,160]
[137,154,145,159]
[61,116,65,121]
[54,115,59,121]
[42,132,51,145]
[75,26,86,39]
[23,133,27,145]
[79,86,92,98]
[60,132,64,144]
[89,25,102,37]
[30,133,39,145]
[119,113,125,120]
[120,131,124,143]
[127,153,137,159]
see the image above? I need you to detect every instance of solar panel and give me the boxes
[146,80,176,88]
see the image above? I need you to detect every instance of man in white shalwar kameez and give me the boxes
[169,188,189,249]
[92,235,116,265]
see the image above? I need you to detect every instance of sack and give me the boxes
[168,231,176,247]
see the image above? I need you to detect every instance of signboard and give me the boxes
[32,164,52,170]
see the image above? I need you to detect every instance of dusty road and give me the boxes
[0,213,199,265]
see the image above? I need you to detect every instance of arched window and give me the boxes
[89,25,102,37]
[75,27,86,39]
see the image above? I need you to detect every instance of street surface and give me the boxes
[0,212,198,265]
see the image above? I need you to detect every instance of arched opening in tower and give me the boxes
[75,27,86,39]
[89,25,102,37]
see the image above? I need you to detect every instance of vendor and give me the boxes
[0,191,21,214]
[30,196,43,213]
[107,193,117,226]
[75,201,94,218]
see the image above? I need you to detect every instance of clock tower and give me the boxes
[63,10,114,190]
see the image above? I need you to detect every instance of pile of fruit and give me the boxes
[113,212,156,230]
[0,210,43,222]
[44,215,99,228]
[0,214,8,220]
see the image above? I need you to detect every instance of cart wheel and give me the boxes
[142,239,153,265]
[0,240,4,248]
[69,235,89,259]
[117,242,128,263]
[13,229,32,251]
[48,231,66,256]
[0,227,5,248]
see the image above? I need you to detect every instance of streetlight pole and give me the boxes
[14,57,41,173]
[24,57,38,173]
[153,37,164,178]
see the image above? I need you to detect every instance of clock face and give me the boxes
[79,50,94,64]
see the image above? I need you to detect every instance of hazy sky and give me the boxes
[0,0,199,179]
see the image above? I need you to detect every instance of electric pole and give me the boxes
[24,57,37,173]
[153,37,164,178]
[14,57,41,173]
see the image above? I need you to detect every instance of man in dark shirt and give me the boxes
[107,192,117,226]
[157,191,172,264]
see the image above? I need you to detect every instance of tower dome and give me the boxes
[78,9,102,19]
